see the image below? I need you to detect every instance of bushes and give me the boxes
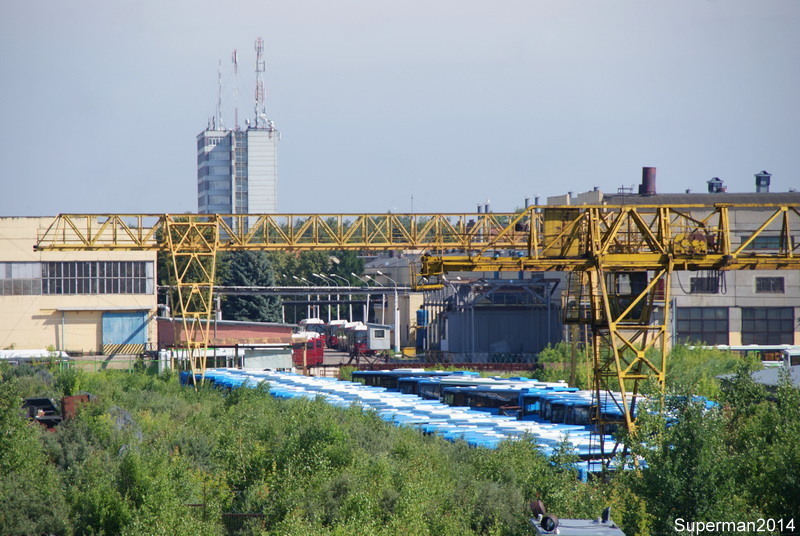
[3,360,798,535]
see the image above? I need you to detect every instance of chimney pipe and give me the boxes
[639,167,656,195]
[524,197,530,208]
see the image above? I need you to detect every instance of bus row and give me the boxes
[291,318,391,367]
[351,369,636,432]
[351,369,717,433]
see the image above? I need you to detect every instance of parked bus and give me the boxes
[291,331,324,367]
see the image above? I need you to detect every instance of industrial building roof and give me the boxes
[600,192,800,205]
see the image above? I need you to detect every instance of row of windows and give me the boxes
[197,136,230,150]
[688,276,785,294]
[198,165,231,178]
[197,151,231,165]
[0,262,153,296]
[199,179,232,192]
[676,307,795,346]
[200,195,232,207]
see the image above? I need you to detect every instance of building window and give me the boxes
[0,262,43,295]
[743,234,794,251]
[208,151,230,161]
[755,277,784,293]
[41,261,153,295]
[690,276,719,294]
[676,307,729,345]
[741,307,794,345]
[1,261,152,296]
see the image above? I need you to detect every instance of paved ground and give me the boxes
[323,349,395,367]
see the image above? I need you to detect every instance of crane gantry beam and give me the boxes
[35,204,800,459]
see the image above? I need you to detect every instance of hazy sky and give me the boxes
[2,0,799,216]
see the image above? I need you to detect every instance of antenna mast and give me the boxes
[232,49,239,130]
[254,37,266,129]
[216,59,224,130]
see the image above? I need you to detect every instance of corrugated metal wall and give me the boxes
[446,308,561,356]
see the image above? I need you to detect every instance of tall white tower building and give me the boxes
[197,38,278,215]
[197,127,278,214]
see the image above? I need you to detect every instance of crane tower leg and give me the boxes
[591,265,672,469]
[164,216,219,385]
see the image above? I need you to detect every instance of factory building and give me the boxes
[0,217,157,355]
[553,169,800,347]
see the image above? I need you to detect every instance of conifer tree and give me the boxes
[218,251,282,322]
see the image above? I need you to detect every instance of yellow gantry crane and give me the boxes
[35,204,800,447]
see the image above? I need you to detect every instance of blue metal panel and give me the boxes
[102,312,147,354]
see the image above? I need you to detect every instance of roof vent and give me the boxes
[755,170,771,193]
[707,177,725,193]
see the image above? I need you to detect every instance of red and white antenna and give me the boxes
[232,49,239,130]
[254,37,266,129]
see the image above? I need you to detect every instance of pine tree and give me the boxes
[218,251,282,322]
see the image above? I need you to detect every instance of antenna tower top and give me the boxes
[216,59,224,130]
[232,49,239,130]
[254,37,267,129]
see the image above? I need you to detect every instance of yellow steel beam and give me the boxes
[35,206,800,269]
[33,204,799,424]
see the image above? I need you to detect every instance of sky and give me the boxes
[1,0,799,216]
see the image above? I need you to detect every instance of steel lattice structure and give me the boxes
[35,204,800,458]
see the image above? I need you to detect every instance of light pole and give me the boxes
[300,276,319,318]
[351,272,372,323]
[319,273,342,320]
[311,273,334,322]
[293,276,313,319]
[365,275,386,325]
[330,273,351,320]
[377,270,401,353]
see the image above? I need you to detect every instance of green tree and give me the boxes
[218,251,282,322]
[0,381,71,535]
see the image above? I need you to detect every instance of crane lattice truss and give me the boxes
[35,204,800,439]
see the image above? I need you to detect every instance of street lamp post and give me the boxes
[377,270,401,354]
[351,272,372,323]
[319,273,342,320]
[330,274,351,321]
[293,276,313,319]
[312,273,335,322]
[365,275,386,325]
